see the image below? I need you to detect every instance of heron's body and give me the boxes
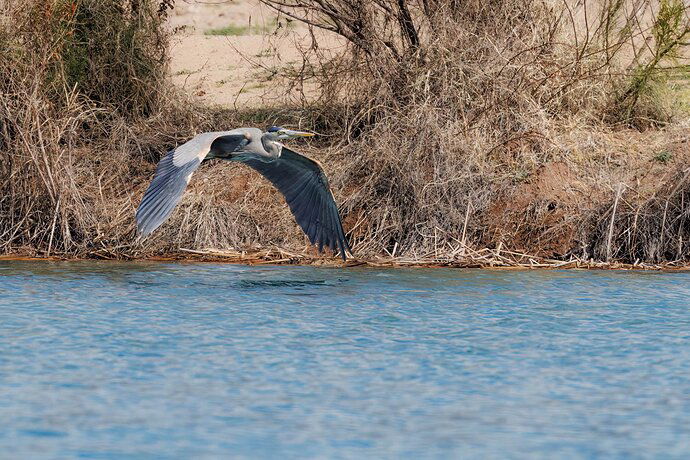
[136,126,351,259]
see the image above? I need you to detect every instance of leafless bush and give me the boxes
[0,0,340,259]
[0,0,191,256]
[259,0,689,259]
[588,160,690,263]
[1,0,688,263]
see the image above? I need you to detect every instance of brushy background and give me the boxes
[1,0,689,264]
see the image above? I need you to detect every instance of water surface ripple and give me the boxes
[1,262,689,458]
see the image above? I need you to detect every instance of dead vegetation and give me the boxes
[0,0,196,256]
[258,0,690,263]
[1,0,689,266]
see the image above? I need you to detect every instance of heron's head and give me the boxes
[266,125,315,140]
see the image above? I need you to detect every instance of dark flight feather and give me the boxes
[136,150,202,237]
[242,147,351,260]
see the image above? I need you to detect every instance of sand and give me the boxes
[168,0,342,108]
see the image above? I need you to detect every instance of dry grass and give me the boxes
[1,0,689,265]
[587,138,690,264]
[0,0,198,256]
[256,0,690,263]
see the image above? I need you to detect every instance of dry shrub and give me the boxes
[586,133,690,263]
[0,0,337,260]
[1,0,688,262]
[260,0,690,260]
[0,0,194,256]
[0,0,358,259]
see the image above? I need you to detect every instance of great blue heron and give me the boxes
[135,126,351,259]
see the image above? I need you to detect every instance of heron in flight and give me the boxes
[135,126,351,259]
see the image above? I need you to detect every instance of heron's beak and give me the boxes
[284,129,315,138]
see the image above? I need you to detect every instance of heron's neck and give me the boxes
[261,134,282,158]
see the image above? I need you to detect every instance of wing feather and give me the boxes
[322,196,337,252]
[313,192,327,251]
[136,131,250,237]
[304,190,320,244]
[242,147,350,259]
[136,150,201,237]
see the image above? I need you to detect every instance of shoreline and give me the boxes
[2,248,689,271]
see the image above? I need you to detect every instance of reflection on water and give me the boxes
[1,261,690,458]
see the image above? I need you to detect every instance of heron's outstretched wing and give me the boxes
[242,146,351,260]
[136,132,249,236]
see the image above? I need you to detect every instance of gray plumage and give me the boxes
[135,126,351,260]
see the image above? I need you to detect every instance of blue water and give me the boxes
[1,262,690,458]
